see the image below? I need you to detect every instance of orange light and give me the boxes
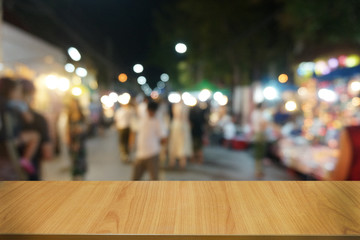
[278,74,288,83]
[118,73,128,83]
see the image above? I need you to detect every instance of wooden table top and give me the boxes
[0,181,359,239]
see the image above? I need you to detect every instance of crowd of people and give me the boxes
[1,76,359,181]
[0,77,97,181]
[114,97,209,180]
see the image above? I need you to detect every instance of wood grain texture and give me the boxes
[0,181,359,239]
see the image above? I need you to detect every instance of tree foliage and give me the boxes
[153,0,360,88]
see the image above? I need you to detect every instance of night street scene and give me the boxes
[1,0,360,181]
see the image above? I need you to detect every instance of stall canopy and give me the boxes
[183,79,229,95]
[315,65,360,82]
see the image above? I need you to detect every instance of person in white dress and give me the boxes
[168,101,193,169]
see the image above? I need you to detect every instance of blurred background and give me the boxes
[1,0,360,181]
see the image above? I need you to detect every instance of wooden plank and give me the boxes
[0,235,359,240]
[0,181,359,239]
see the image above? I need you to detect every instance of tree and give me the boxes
[153,0,292,89]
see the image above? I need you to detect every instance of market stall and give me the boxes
[278,53,360,179]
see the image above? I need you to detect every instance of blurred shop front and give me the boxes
[0,22,98,153]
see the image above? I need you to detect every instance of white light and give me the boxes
[133,64,144,73]
[218,95,228,106]
[45,75,58,90]
[101,95,114,108]
[168,92,181,103]
[137,76,147,85]
[285,101,297,112]
[109,92,119,103]
[160,73,170,82]
[58,77,70,92]
[175,43,187,54]
[182,92,197,106]
[213,91,223,102]
[68,47,81,61]
[0,63,4,71]
[198,89,211,102]
[298,87,308,97]
[71,87,82,96]
[101,95,109,105]
[65,63,75,73]
[263,87,278,100]
[157,81,166,89]
[182,92,191,101]
[75,67,87,77]
[118,93,131,105]
[350,81,360,92]
[318,89,338,102]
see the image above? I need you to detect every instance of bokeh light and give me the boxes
[278,74,288,83]
[58,77,70,92]
[45,75,58,90]
[297,87,308,97]
[338,55,347,67]
[157,81,166,89]
[263,86,278,100]
[118,73,128,83]
[198,89,211,102]
[318,89,337,102]
[350,81,360,92]
[68,47,81,61]
[175,43,187,54]
[89,80,98,90]
[151,91,159,100]
[345,55,360,68]
[352,97,360,107]
[71,86,82,96]
[168,92,181,103]
[137,76,146,85]
[75,67,87,77]
[285,100,297,112]
[182,92,197,106]
[213,91,223,102]
[133,64,144,73]
[218,95,228,106]
[118,93,131,105]
[64,63,75,73]
[328,58,339,69]
[160,73,169,82]
[109,92,119,103]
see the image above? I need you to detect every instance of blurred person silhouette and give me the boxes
[114,101,135,163]
[66,98,88,180]
[132,101,167,180]
[137,96,149,119]
[20,79,53,180]
[0,77,39,180]
[328,126,360,180]
[156,98,170,167]
[189,104,207,164]
[88,98,102,137]
[251,103,268,179]
[168,101,193,169]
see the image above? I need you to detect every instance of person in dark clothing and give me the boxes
[20,79,52,180]
[189,105,207,164]
[66,98,88,180]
